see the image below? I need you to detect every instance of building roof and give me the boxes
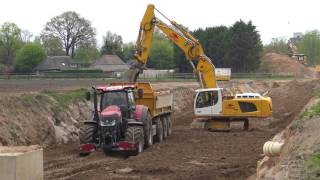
[34,56,76,71]
[91,54,129,72]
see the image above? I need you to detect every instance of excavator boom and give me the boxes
[127,4,217,88]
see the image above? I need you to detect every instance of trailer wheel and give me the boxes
[144,111,153,148]
[244,118,249,131]
[162,116,168,139]
[167,115,172,136]
[79,123,97,156]
[126,126,144,156]
[155,118,163,142]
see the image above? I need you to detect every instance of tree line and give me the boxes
[0,10,271,73]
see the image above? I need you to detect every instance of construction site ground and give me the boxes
[1,53,319,180]
[1,76,318,180]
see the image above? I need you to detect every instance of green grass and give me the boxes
[40,89,88,107]
[306,153,320,179]
[313,90,320,98]
[299,102,320,119]
[311,154,320,167]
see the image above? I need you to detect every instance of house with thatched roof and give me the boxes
[91,55,129,72]
[34,56,77,73]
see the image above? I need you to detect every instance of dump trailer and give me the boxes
[79,82,173,156]
[216,68,231,81]
[316,65,320,73]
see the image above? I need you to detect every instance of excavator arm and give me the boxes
[127,4,217,88]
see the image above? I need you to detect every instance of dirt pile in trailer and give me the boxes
[260,52,318,78]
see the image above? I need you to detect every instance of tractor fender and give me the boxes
[83,121,97,125]
[127,121,144,126]
[134,105,149,122]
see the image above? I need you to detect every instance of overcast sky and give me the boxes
[0,0,318,45]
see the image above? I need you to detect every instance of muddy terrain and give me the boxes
[0,78,318,180]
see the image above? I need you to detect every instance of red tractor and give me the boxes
[79,83,173,156]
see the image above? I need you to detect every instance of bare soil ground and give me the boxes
[0,79,317,180]
[43,80,316,180]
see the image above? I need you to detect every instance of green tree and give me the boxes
[74,45,100,65]
[193,26,228,67]
[264,38,288,54]
[225,20,263,72]
[14,43,47,72]
[148,30,174,69]
[41,11,96,58]
[122,42,134,62]
[0,22,22,66]
[101,31,123,58]
[0,63,5,73]
[298,30,320,65]
[40,35,65,56]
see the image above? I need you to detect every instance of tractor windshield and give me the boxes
[101,91,128,110]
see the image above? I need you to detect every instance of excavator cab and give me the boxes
[194,88,223,116]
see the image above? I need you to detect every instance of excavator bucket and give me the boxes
[126,68,141,82]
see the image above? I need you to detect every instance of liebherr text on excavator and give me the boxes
[127,4,272,130]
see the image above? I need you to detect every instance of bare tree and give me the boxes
[21,30,33,43]
[41,11,96,58]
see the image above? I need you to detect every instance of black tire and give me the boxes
[125,126,144,156]
[244,118,249,131]
[162,116,168,139]
[167,115,172,136]
[79,123,97,156]
[144,111,153,148]
[154,118,163,143]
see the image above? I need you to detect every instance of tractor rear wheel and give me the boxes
[125,126,144,156]
[79,123,97,156]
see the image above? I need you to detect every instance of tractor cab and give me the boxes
[95,85,136,120]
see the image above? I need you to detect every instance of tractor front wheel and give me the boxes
[79,123,97,156]
[125,126,144,156]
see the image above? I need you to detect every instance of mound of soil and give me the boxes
[260,52,318,78]
[268,80,319,130]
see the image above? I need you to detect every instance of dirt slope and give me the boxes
[256,96,320,180]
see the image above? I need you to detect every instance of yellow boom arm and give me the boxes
[128,4,217,88]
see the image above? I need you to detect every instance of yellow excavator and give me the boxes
[287,39,307,65]
[127,4,272,130]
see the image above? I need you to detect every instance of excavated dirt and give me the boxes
[0,80,318,180]
[260,52,318,78]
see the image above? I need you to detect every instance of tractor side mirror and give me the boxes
[85,91,91,101]
[137,89,144,99]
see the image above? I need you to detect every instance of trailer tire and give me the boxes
[155,118,163,142]
[144,111,153,148]
[244,118,249,131]
[126,126,144,156]
[167,115,172,136]
[79,123,97,156]
[162,116,168,139]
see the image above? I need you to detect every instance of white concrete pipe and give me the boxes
[263,141,284,157]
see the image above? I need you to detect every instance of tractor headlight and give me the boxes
[100,117,116,127]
